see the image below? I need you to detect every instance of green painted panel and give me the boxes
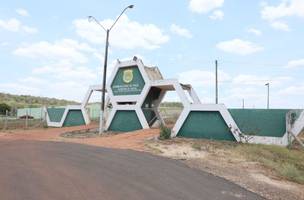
[63,110,85,127]
[229,109,290,137]
[177,111,235,141]
[47,108,65,122]
[86,103,101,120]
[109,110,142,132]
[111,66,145,96]
[141,87,161,126]
[142,109,157,126]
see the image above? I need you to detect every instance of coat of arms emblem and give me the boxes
[123,69,133,83]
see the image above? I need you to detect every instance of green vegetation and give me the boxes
[0,103,11,114]
[191,143,202,151]
[0,92,78,109]
[187,138,304,184]
[159,125,171,140]
[160,102,183,108]
[235,144,304,184]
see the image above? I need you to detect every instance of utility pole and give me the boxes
[100,29,109,134]
[265,83,270,109]
[88,5,134,134]
[215,60,218,104]
[242,99,245,109]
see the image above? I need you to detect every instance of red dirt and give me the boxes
[0,125,159,151]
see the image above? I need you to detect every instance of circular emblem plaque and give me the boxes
[123,69,133,83]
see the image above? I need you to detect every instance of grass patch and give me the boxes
[235,144,304,184]
[173,138,304,184]
[191,143,202,151]
[159,125,171,140]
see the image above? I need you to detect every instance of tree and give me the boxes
[0,103,11,115]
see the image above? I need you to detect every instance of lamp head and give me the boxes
[88,16,93,22]
[128,5,134,9]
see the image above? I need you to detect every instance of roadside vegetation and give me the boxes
[235,143,304,184]
[159,125,171,140]
[190,139,304,184]
[0,92,78,109]
[150,136,304,185]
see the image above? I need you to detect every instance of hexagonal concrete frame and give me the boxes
[104,57,203,132]
[171,104,241,142]
[107,58,150,103]
[45,105,90,127]
[81,57,304,146]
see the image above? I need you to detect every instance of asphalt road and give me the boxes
[0,141,264,200]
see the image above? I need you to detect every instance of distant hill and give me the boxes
[0,93,79,109]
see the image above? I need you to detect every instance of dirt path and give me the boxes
[0,125,158,151]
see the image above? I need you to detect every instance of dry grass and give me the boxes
[234,144,304,184]
[0,119,45,130]
[158,138,304,184]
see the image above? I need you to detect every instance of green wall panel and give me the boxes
[177,111,235,141]
[109,110,142,132]
[111,66,145,96]
[47,108,65,122]
[228,109,289,137]
[63,110,85,127]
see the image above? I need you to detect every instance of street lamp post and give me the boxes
[88,5,134,134]
[265,83,270,109]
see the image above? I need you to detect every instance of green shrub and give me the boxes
[159,125,171,140]
[0,103,11,115]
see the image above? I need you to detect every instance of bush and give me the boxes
[0,103,11,115]
[159,125,171,140]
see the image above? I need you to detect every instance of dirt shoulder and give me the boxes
[145,138,304,200]
[0,125,158,151]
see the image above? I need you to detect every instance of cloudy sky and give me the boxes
[0,0,304,108]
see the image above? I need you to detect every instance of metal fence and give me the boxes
[0,110,46,131]
[159,107,183,125]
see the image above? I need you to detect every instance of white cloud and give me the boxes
[189,0,224,13]
[0,18,21,32]
[232,74,291,87]
[3,61,100,101]
[32,61,97,81]
[170,24,192,38]
[270,21,290,31]
[261,0,304,21]
[178,69,231,87]
[0,18,37,34]
[0,82,41,96]
[11,37,105,100]
[0,42,9,46]
[22,25,38,34]
[73,15,169,50]
[278,84,304,96]
[286,59,304,68]
[209,10,224,20]
[247,28,262,36]
[13,39,95,63]
[16,8,29,17]
[216,39,263,55]
[261,0,304,31]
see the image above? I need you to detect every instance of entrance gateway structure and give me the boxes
[54,57,304,146]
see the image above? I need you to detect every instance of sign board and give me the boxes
[111,66,145,96]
